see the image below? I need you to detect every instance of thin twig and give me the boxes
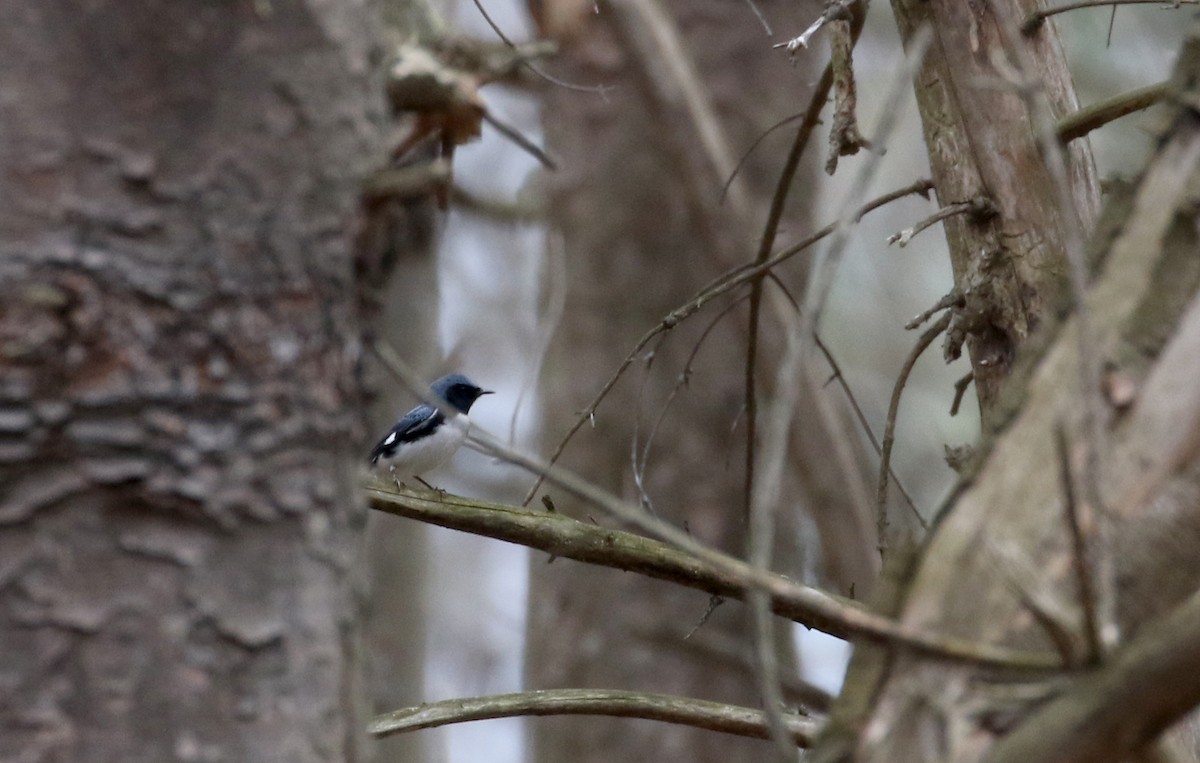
[519,178,933,506]
[760,273,922,522]
[1022,0,1198,35]
[635,295,750,507]
[876,311,952,554]
[814,334,922,519]
[369,688,820,745]
[886,198,995,248]
[774,0,860,57]
[469,0,613,97]
[630,338,665,514]
[746,285,807,762]
[740,0,773,35]
[741,3,866,539]
[683,595,726,640]
[950,370,975,416]
[906,288,964,331]
[481,110,557,169]
[1056,425,1103,664]
[508,233,567,444]
[720,111,804,203]
[760,279,924,522]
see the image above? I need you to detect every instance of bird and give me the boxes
[369,373,493,487]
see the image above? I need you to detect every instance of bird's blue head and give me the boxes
[431,373,493,414]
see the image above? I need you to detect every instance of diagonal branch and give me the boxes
[1055,81,1168,144]
[366,481,1060,669]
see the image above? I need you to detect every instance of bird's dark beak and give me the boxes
[480,390,495,396]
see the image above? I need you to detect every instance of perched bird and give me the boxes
[369,373,493,485]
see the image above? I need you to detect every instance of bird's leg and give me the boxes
[389,466,408,490]
[415,475,440,492]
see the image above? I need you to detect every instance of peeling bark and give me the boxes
[815,26,1200,763]
[889,0,1100,424]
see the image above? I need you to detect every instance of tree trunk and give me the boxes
[0,1,384,760]
[890,0,1100,424]
[360,5,444,763]
[814,17,1200,763]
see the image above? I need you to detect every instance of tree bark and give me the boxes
[0,1,385,760]
[359,5,444,763]
[814,21,1200,763]
[890,0,1100,425]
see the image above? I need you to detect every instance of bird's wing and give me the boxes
[369,405,445,464]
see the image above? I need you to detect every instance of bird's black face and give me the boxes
[442,381,493,413]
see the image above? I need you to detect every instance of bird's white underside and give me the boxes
[375,414,471,478]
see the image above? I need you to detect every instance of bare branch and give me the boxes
[747,285,808,761]
[950,370,975,417]
[886,197,996,248]
[365,481,1058,669]
[739,3,866,568]
[369,688,820,746]
[520,177,932,506]
[1056,81,1169,144]
[634,295,749,514]
[875,311,949,549]
[469,0,612,96]
[1022,0,1198,35]
[740,0,773,35]
[1055,425,1103,664]
[774,0,860,58]
[721,111,803,202]
[480,110,557,169]
[905,288,964,331]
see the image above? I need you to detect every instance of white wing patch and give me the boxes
[383,432,397,446]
